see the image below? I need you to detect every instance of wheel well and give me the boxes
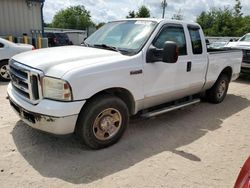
[220,66,232,80]
[86,88,136,115]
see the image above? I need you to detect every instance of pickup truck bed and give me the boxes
[206,49,242,89]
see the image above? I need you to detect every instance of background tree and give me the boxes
[197,7,235,36]
[234,0,243,17]
[237,16,250,36]
[136,5,150,18]
[126,10,136,18]
[52,5,94,30]
[126,5,151,18]
[96,22,105,29]
[44,22,52,27]
[172,9,183,20]
[233,0,244,36]
[196,0,250,37]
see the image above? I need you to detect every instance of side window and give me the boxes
[0,43,4,48]
[188,27,203,54]
[153,26,187,56]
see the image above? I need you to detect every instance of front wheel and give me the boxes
[0,61,10,82]
[75,95,129,149]
[206,74,230,104]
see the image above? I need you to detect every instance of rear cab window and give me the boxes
[188,25,203,55]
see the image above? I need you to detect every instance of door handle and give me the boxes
[187,61,192,72]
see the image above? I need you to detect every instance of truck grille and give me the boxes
[9,60,43,104]
[243,50,250,64]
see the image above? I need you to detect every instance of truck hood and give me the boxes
[12,46,126,77]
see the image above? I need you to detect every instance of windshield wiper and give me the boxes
[93,44,120,52]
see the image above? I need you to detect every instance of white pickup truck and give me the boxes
[227,33,250,74]
[7,19,242,149]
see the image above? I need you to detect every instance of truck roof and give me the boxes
[113,18,200,26]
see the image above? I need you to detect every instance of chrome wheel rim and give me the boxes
[217,80,226,99]
[93,108,122,141]
[0,65,10,79]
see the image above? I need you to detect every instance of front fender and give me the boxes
[63,59,144,103]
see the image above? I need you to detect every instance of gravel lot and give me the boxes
[0,75,249,188]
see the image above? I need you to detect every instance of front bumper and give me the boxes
[7,84,86,135]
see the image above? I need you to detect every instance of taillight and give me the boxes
[32,46,36,50]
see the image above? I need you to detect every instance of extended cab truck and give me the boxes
[7,19,242,149]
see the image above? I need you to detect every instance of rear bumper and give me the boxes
[7,83,86,135]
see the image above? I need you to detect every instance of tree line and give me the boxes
[46,0,249,37]
[196,0,250,36]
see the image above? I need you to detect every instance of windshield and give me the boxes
[85,20,157,54]
[240,34,250,42]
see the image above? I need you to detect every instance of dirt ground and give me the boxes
[0,75,249,188]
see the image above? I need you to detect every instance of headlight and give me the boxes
[42,77,73,101]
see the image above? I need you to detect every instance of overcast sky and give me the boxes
[43,0,250,24]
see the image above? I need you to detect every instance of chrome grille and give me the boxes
[9,60,43,104]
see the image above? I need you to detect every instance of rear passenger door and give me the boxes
[186,25,207,92]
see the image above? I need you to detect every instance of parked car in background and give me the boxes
[234,156,250,188]
[45,32,73,47]
[0,38,34,81]
[226,33,250,74]
[233,33,250,47]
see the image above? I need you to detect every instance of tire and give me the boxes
[75,95,129,149]
[0,60,10,82]
[206,74,230,104]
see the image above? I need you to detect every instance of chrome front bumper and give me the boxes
[8,83,86,135]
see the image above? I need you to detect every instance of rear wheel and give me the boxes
[75,95,129,149]
[0,61,10,82]
[206,74,230,104]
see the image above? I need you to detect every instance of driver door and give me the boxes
[143,24,191,108]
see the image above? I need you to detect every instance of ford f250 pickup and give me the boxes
[7,19,242,149]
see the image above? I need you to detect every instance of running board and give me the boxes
[141,99,201,118]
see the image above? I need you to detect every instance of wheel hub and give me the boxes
[0,65,10,79]
[217,80,226,98]
[100,116,113,131]
[93,108,122,141]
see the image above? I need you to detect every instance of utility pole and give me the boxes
[161,0,167,19]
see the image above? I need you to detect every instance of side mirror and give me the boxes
[146,46,163,63]
[162,41,179,63]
